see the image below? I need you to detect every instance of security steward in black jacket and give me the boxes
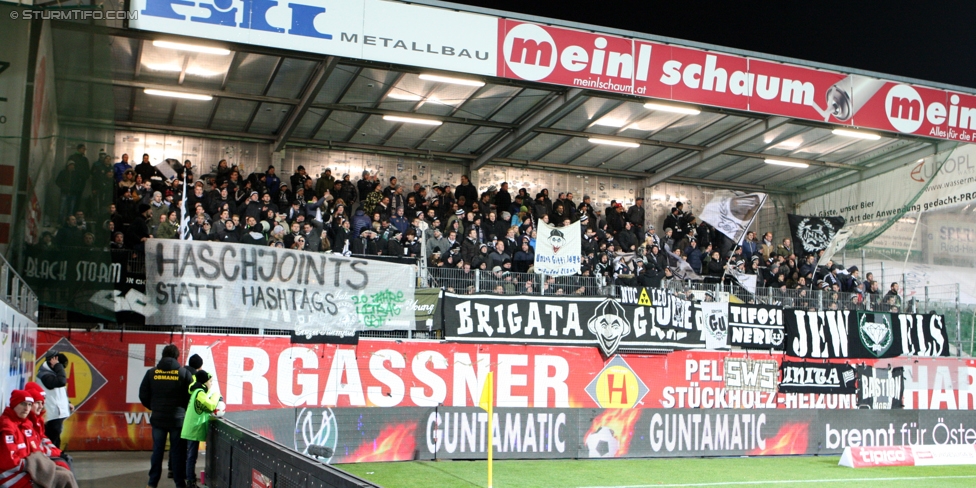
[140,344,192,488]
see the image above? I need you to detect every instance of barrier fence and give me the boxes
[207,418,380,488]
[0,253,37,320]
[224,407,976,463]
[33,248,972,356]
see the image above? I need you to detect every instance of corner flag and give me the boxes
[479,371,494,488]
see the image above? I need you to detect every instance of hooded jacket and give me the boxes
[181,381,220,443]
[139,356,192,430]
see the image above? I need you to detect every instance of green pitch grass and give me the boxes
[340,456,976,488]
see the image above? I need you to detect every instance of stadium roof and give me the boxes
[52,0,971,197]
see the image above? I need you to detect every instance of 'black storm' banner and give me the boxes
[784,309,949,359]
[857,366,905,409]
[442,292,704,356]
[779,361,856,394]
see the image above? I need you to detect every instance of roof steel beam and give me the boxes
[797,140,960,202]
[471,88,585,170]
[273,57,338,152]
[643,116,791,186]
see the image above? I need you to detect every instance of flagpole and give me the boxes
[179,174,188,240]
[479,371,494,488]
[487,399,493,488]
[720,194,767,289]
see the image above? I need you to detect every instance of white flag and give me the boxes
[731,269,758,295]
[535,220,582,276]
[666,250,702,281]
[817,227,854,268]
[699,190,768,243]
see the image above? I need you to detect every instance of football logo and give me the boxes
[295,408,338,463]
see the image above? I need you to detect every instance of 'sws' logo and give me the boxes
[885,84,924,134]
[503,23,557,81]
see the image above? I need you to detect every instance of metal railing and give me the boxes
[0,254,37,320]
[421,265,611,296]
[207,418,379,488]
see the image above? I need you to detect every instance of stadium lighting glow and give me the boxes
[589,138,640,148]
[145,63,183,72]
[832,128,881,140]
[418,74,486,87]
[593,117,627,128]
[152,40,231,56]
[144,89,213,101]
[387,93,423,101]
[643,102,701,115]
[382,115,443,126]
[764,158,809,169]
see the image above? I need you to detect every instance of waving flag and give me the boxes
[699,190,767,243]
[788,214,846,258]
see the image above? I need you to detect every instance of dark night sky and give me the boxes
[450,0,976,89]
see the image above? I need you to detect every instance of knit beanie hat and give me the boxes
[188,354,204,369]
[194,370,212,386]
[9,390,33,407]
[23,382,45,401]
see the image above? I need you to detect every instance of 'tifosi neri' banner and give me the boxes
[145,239,415,330]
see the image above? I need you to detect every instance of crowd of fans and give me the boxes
[42,144,905,308]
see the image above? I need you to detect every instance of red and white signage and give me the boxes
[840,444,976,468]
[127,1,976,144]
[497,19,976,143]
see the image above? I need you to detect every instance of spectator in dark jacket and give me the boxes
[685,239,704,274]
[140,344,192,488]
[351,209,371,238]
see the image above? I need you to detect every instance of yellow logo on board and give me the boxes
[637,288,652,306]
[584,356,649,409]
[35,338,107,409]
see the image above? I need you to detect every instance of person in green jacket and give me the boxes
[181,370,221,488]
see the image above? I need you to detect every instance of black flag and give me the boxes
[788,214,846,258]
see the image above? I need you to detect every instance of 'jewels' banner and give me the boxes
[784,310,949,359]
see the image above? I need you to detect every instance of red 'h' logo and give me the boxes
[607,374,627,404]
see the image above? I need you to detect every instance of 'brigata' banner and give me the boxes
[442,292,703,355]
[784,310,949,359]
[144,239,415,330]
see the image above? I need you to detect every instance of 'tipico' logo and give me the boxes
[858,312,894,357]
[587,298,631,357]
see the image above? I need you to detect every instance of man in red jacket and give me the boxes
[0,390,36,488]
